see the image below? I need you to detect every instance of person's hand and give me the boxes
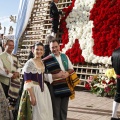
[5,69,9,74]
[57,71,69,79]
[14,72,20,78]
[27,88,36,106]
[11,72,19,79]
[52,71,69,80]
[11,73,16,79]
[61,71,69,79]
[30,96,36,106]
[57,71,64,78]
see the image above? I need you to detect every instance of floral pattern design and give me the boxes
[60,0,120,65]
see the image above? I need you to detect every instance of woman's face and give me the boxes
[34,45,44,58]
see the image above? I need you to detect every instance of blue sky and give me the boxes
[0,0,20,17]
[0,0,20,34]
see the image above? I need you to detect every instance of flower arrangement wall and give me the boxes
[60,0,120,65]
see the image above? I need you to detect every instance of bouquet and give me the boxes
[85,69,117,97]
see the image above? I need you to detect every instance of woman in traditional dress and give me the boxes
[17,42,53,120]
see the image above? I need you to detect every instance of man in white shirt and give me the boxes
[0,39,21,120]
[43,40,73,120]
[0,40,21,100]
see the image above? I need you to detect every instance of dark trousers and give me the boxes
[13,77,24,120]
[1,82,9,98]
[114,79,120,103]
[47,82,69,120]
[52,19,59,33]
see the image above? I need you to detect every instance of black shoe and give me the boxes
[111,117,120,120]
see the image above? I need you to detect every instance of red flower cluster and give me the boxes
[104,86,111,93]
[65,39,85,64]
[90,0,120,56]
[59,0,75,49]
[108,79,116,85]
[85,83,91,90]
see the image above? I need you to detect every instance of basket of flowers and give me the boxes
[85,69,117,97]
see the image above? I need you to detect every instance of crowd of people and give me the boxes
[0,0,119,120]
[1,36,120,120]
[0,32,78,120]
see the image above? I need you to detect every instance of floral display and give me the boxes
[90,0,120,57]
[85,69,117,97]
[60,0,75,50]
[65,39,84,64]
[60,0,120,65]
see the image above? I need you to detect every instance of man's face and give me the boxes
[5,41,14,54]
[50,41,60,56]
[54,0,59,3]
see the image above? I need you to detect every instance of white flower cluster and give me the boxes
[94,83,107,89]
[62,0,111,65]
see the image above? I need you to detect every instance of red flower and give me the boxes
[108,79,116,84]
[104,86,111,93]
[102,80,107,84]
[90,0,120,57]
[85,83,91,90]
[65,39,85,64]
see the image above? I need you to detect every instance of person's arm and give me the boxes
[0,58,5,71]
[52,71,65,79]
[44,74,53,84]
[0,59,13,77]
[44,71,63,83]
[24,78,36,106]
[27,87,36,106]
[23,61,36,106]
[44,71,66,83]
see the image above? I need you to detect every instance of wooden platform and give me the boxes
[67,87,120,120]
